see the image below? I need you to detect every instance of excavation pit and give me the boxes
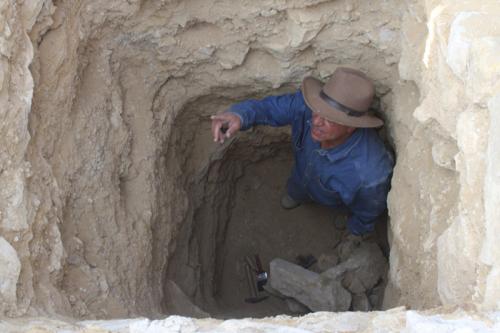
[163,99,390,318]
[7,0,498,326]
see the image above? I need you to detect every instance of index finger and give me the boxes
[211,118,224,142]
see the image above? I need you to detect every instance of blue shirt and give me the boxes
[229,90,394,235]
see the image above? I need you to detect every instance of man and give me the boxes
[211,67,394,235]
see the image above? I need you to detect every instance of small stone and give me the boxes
[260,9,277,17]
[325,242,387,293]
[66,255,81,265]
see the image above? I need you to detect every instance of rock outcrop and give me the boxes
[269,240,387,312]
[386,0,500,311]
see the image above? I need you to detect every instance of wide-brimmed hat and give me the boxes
[301,67,383,128]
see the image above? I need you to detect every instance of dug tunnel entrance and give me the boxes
[163,91,390,319]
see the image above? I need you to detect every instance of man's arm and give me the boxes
[228,91,304,130]
[345,182,390,235]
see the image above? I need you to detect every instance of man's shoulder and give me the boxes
[351,129,394,185]
[289,89,307,109]
[268,89,309,114]
[273,89,305,102]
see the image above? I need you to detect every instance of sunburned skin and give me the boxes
[211,113,242,144]
[310,112,355,149]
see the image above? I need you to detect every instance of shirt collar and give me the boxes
[318,129,363,162]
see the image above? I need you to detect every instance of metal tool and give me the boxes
[243,255,268,303]
[254,254,268,291]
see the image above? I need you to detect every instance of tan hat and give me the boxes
[301,67,383,128]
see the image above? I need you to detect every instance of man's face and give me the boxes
[311,112,356,148]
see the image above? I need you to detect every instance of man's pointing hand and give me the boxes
[211,113,242,144]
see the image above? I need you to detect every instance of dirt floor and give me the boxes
[211,151,350,318]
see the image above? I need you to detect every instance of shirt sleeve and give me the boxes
[345,181,390,236]
[228,90,304,130]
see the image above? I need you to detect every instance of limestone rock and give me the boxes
[269,258,351,312]
[467,37,500,104]
[386,0,500,310]
[481,95,500,309]
[285,298,310,314]
[446,11,500,82]
[323,242,387,294]
[0,237,21,310]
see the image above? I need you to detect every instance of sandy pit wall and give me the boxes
[0,0,499,321]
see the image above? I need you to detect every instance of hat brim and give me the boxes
[301,76,383,128]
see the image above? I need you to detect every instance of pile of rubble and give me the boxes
[266,237,388,313]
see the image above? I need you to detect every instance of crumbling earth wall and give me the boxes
[0,0,499,320]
